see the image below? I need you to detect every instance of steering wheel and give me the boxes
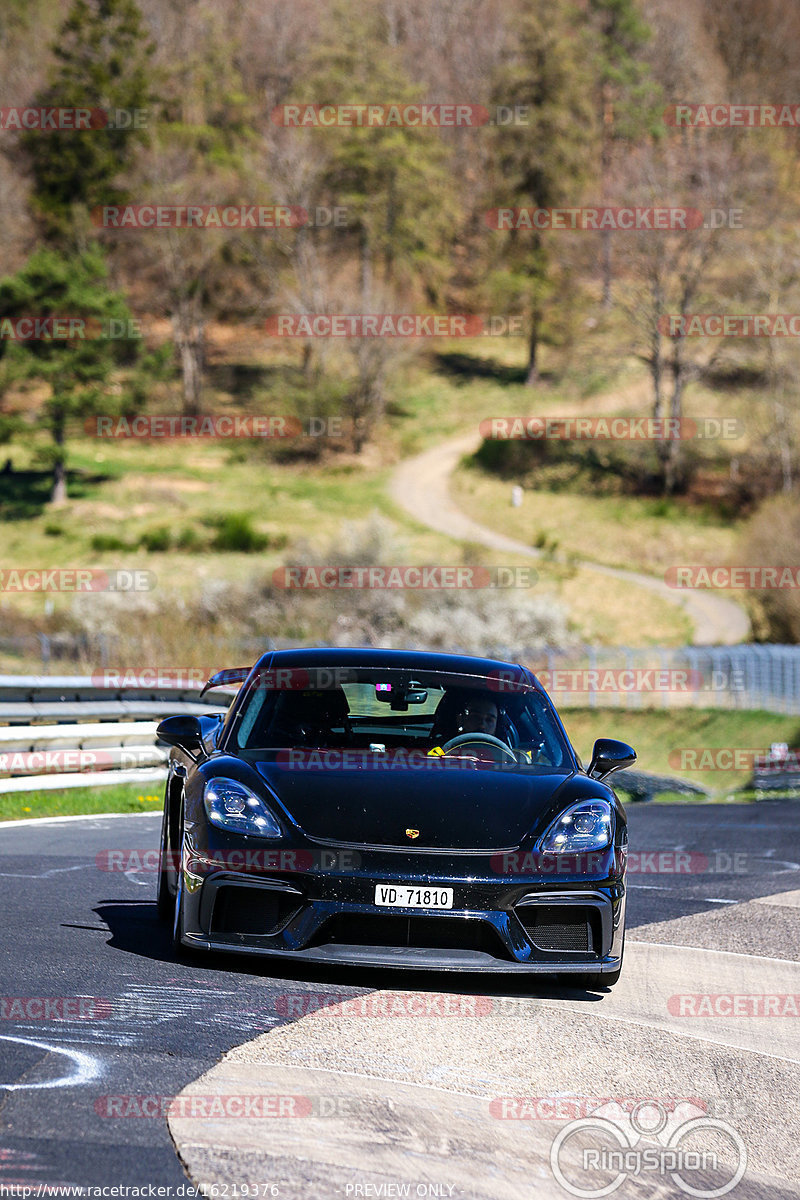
[439,732,518,763]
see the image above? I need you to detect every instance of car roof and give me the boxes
[251,646,534,682]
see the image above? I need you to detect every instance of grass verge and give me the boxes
[561,706,800,796]
[0,784,163,822]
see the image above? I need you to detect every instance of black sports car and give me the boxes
[156,647,635,984]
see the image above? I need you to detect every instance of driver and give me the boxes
[428,688,533,764]
[428,688,504,757]
[453,695,499,737]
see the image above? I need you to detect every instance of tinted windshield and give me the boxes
[229,666,571,770]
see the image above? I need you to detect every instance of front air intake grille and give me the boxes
[209,886,300,937]
[517,905,598,954]
[312,914,511,959]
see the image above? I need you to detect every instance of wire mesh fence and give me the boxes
[2,634,800,714]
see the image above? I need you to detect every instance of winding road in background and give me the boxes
[388,432,751,646]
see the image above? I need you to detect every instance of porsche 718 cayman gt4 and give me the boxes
[156,647,635,985]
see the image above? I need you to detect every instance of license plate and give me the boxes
[374,885,453,909]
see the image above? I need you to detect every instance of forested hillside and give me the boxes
[1,0,799,656]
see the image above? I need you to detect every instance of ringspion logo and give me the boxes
[549,1100,746,1198]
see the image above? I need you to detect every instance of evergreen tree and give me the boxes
[488,4,596,383]
[0,247,142,502]
[587,0,659,305]
[20,0,156,242]
[298,0,457,304]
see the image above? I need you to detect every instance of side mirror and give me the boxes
[156,714,204,757]
[588,738,636,781]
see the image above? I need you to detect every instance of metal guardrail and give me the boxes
[0,676,234,795]
[752,747,800,796]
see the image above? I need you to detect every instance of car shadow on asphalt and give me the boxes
[95,899,611,1004]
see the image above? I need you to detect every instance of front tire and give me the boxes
[156,797,174,922]
[578,965,622,989]
[171,804,189,956]
[577,932,624,989]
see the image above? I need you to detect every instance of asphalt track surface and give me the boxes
[1,802,799,1197]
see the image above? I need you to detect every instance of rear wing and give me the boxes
[199,667,251,698]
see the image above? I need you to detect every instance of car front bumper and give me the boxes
[177,839,627,973]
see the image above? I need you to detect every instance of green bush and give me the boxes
[139,527,171,552]
[211,512,269,553]
[175,526,204,551]
[90,533,132,552]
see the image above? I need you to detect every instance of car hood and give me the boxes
[254,759,574,850]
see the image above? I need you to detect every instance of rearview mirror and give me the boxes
[375,682,428,710]
[156,714,204,756]
[588,738,636,781]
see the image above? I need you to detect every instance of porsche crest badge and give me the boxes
[405,828,420,840]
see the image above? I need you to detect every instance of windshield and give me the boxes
[228,666,571,771]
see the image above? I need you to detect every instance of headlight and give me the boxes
[203,777,282,837]
[537,799,612,853]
